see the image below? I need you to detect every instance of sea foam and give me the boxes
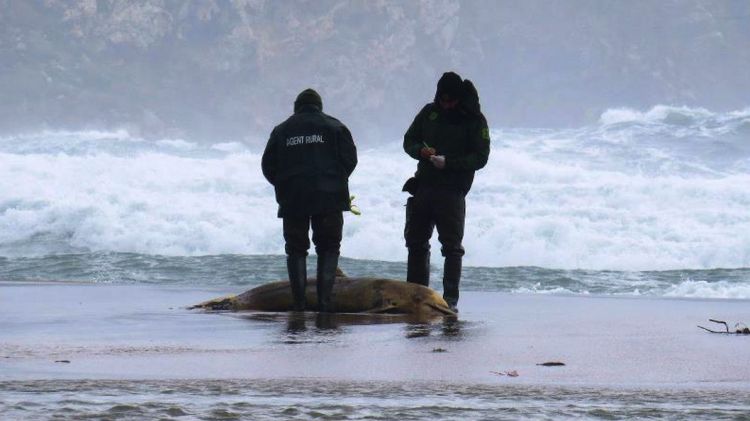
[1,105,749,271]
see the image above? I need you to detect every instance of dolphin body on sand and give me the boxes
[190,276,456,318]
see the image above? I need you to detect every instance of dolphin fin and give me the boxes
[366,304,399,314]
[427,302,457,316]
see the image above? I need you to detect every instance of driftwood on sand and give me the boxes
[697,319,750,335]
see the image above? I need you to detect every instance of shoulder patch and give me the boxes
[481,127,490,140]
[428,111,438,121]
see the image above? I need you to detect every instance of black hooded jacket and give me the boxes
[403,78,490,195]
[262,104,357,217]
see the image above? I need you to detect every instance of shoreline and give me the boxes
[1,283,749,389]
[4,377,749,420]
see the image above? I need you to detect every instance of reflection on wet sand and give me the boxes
[237,311,449,327]
[441,317,464,338]
[404,316,465,339]
[285,311,307,334]
[233,311,464,343]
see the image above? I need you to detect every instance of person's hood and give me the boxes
[294,88,323,112]
[433,71,463,103]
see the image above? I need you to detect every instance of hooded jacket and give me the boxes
[262,100,357,218]
[403,78,490,195]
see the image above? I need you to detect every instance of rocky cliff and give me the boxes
[2,0,748,143]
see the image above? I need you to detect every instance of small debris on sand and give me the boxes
[537,361,566,366]
[698,319,750,335]
[54,360,71,364]
[431,348,448,353]
[491,370,519,377]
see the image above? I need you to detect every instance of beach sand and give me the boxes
[2,283,749,389]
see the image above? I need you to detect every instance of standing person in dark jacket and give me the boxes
[262,89,357,312]
[402,72,490,312]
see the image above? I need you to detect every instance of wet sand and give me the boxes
[1,283,749,389]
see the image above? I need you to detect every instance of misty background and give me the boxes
[2,0,749,145]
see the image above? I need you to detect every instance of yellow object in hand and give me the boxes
[349,195,362,216]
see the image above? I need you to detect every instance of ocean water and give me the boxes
[3,107,750,420]
[3,379,749,420]
[1,105,749,297]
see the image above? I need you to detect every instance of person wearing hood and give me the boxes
[262,88,358,312]
[402,72,490,312]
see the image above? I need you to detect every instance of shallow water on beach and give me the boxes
[2,253,750,299]
[2,379,750,420]
[2,283,750,420]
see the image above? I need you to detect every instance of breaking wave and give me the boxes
[1,105,749,272]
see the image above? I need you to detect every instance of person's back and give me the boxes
[262,89,357,312]
[265,106,355,218]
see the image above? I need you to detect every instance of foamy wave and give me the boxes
[0,150,281,256]
[2,109,750,271]
[511,281,750,299]
[598,105,750,148]
[0,129,223,157]
[155,139,197,150]
[511,284,590,295]
[599,105,716,126]
[211,142,249,153]
[664,280,750,299]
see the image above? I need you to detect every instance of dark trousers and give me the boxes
[283,211,343,257]
[404,187,466,258]
[404,186,465,306]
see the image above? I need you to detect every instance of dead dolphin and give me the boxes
[190,276,455,318]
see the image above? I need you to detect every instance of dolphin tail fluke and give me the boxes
[188,295,238,311]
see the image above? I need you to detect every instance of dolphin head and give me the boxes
[374,280,456,317]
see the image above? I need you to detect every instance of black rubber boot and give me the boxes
[443,255,462,312]
[317,251,339,313]
[406,249,430,286]
[287,254,307,311]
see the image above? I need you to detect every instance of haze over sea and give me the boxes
[2,105,749,298]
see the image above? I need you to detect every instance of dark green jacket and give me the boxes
[262,105,357,217]
[403,103,490,195]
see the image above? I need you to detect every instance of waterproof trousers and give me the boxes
[404,186,465,308]
[283,212,343,312]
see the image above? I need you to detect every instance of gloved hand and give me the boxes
[420,147,436,159]
[430,155,446,169]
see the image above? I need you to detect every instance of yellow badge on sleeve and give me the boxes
[481,127,490,140]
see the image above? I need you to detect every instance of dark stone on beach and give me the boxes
[54,360,71,363]
[537,361,565,366]
[432,348,448,353]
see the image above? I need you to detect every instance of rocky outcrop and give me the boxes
[1,0,748,143]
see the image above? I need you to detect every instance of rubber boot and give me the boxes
[317,251,339,313]
[406,248,430,286]
[443,255,462,312]
[287,254,307,311]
